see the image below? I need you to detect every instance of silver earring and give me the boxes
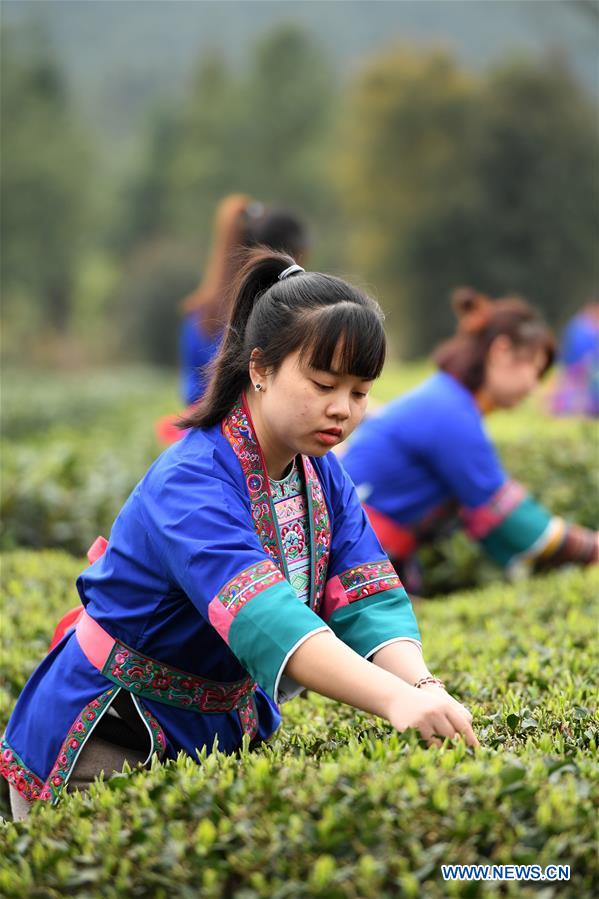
[255,383,262,392]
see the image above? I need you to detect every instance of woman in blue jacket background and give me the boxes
[342,288,598,592]
[179,194,309,407]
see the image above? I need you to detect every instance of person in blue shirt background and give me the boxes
[550,298,599,418]
[156,194,310,444]
[179,194,309,407]
[342,288,598,593]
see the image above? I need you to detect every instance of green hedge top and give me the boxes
[1,554,597,898]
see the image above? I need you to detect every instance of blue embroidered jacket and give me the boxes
[1,396,419,805]
[342,372,569,569]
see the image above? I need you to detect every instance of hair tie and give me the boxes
[278,263,305,281]
[245,201,265,220]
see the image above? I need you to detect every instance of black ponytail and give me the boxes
[181,247,386,430]
[181,249,293,428]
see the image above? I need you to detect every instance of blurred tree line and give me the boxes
[2,21,598,365]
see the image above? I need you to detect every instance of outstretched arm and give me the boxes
[371,639,473,721]
[416,403,598,573]
[462,482,599,573]
[284,630,478,747]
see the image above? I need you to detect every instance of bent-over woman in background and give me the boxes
[179,194,309,407]
[3,251,477,821]
[342,289,598,592]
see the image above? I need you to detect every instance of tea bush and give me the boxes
[1,368,175,554]
[1,367,177,440]
[1,553,597,897]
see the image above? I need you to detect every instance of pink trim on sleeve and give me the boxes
[461,480,528,540]
[321,575,349,622]
[322,560,403,622]
[208,559,286,645]
[208,598,233,644]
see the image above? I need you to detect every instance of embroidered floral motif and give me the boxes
[0,737,44,802]
[270,466,311,605]
[216,559,285,616]
[222,399,283,570]
[339,560,401,603]
[42,688,116,802]
[303,456,331,614]
[102,639,257,714]
[281,521,308,560]
[237,693,259,740]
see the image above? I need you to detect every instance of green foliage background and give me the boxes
[2,15,598,364]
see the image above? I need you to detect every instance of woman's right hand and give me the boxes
[386,684,479,748]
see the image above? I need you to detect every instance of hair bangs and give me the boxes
[299,303,386,381]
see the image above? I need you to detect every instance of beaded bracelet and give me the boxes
[414,676,446,690]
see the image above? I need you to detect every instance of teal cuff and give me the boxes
[480,495,552,567]
[328,587,421,659]
[229,581,329,701]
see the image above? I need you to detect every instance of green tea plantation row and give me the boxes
[1,552,597,897]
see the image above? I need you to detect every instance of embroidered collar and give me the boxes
[222,395,330,613]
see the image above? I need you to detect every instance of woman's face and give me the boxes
[248,347,373,475]
[483,336,548,408]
